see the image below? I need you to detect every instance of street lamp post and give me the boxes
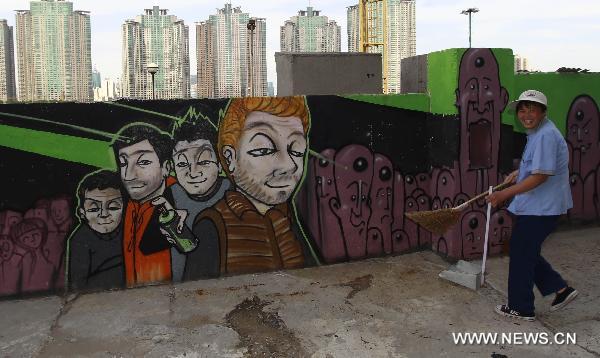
[460,8,479,48]
[147,62,159,100]
[247,19,256,97]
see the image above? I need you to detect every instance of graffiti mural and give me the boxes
[566,95,600,221]
[1,48,599,299]
[193,97,316,275]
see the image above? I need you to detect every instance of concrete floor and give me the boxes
[1,226,599,357]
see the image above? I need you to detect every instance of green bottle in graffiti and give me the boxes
[158,209,198,253]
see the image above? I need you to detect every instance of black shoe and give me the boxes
[551,287,578,311]
[495,304,535,321]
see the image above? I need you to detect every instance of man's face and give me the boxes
[80,188,123,234]
[225,111,307,206]
[173,139,221,196]
[517,102,545,130]
[50,199,69,226]
[118,140,167,201]
[18,229,43,250]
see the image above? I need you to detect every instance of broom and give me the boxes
[405,182,511,235]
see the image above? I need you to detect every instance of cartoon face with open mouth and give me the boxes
[456,48,508,170]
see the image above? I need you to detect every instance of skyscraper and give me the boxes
[514,54,530,72]
[346,5,359,52]
[93,77,121,102]
[15,0,92,102]
[196,3,267,99]
[92,66,101,88]
[280,7,341,53]
[122,6,190,100]
[0,19,16,102]
[348,0,416,93]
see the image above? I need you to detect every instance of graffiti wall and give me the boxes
[1,48,599,298]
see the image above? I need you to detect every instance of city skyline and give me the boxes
[1,0,600,91]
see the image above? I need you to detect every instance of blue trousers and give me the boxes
[508,215,567,314]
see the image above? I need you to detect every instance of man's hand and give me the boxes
[503,170,519,185]
[151,196,188,233]
[486,190,511,208]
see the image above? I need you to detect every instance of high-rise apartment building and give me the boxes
[15,0,92,102]
[93,77,121,102]
[280,7,341,53]
[347,0,416,93]
[122,6,190,100]
[347,5,359,53]
[514,54,530,72]
[92,67,101,88]
[0,19,16,102]
[196,3,267,99]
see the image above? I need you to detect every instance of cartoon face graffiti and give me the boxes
[403,196,419,249]
[489,209,511,255]
[434,169,456,204]
[173,139,221,196]
[118,139,169,201]
[50,198,70,227]
[461,210,486,259]
[368,154,394,254]
[0,237,14,262]
[17,227,44,250]
[24,208,48,224]
[404,174,418,197]
[315,150,337,203]
[1,211,23,236]
[567,95,600,174]
[223,111,307,206]
[79,188,124,234]
[330,145,373,258]
[456,48,508,170]
[311,148,347,262]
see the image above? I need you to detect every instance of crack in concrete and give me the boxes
[36,293,81,357]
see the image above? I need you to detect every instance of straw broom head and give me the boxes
[403,182,511,236]
[405,208,462,236]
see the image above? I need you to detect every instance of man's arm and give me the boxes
[487,174,548,208]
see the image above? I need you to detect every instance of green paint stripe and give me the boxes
[0,124,116,169]
[342,94,430,112]
[0,111,125,140]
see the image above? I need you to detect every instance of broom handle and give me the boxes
[455,182,512,211]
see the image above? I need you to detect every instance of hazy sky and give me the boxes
[1,0,599,86]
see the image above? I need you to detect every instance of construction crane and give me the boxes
[359,0,388,93]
